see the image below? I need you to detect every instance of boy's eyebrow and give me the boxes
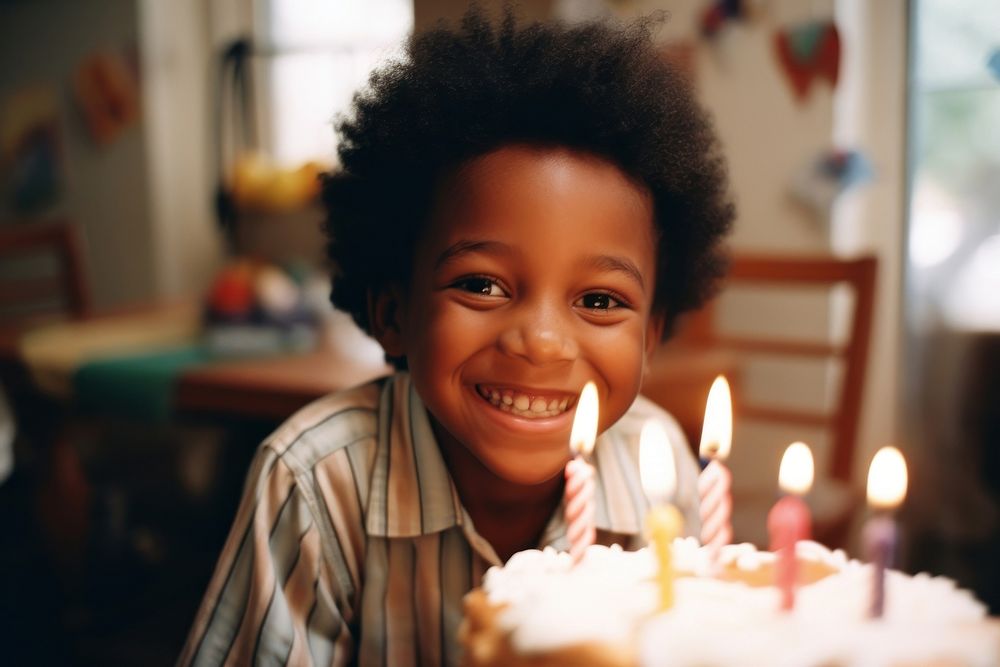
[433,239,513,270]
[585,254,646,293]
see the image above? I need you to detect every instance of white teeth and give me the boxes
[478,385,572,419]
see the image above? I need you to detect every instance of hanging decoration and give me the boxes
[789,148,872,220]
[988,48,1000,81]
[0,86,65,213]
[72,48,140,146]
[773,20,840,102]
[699,0,750,39]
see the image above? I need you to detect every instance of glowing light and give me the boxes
[909,200,964,268]
[867,446,908,510]
[569,382,599,457]
[943,234,1000,332]
[778,442,814,496]
[699,375,733,461]
[640,420,677,505]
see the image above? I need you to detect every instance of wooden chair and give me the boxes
[0,219,92,326]
[0,219,93,572]
[646,254,877,549]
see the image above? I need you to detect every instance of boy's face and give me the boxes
[390,144,661,486]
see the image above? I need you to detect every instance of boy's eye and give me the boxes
[575,292,623,310]
[453,277,506,297]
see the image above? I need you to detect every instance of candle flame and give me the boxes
[778,442,814,495]
[698,375,733,461]
[569,381,599,458]
[639,420,677,506]
[867,446,908,510]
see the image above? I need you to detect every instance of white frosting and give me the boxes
[481,540,995,666]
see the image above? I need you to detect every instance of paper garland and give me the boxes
[790,149,873,220]
[699,0,749,39]
[988,49,1000,81]
[773,20,841,102]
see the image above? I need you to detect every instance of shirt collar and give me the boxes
[366,373,464,537]
[365,373,648,541]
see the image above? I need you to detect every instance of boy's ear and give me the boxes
[368,285,406,359]
[644,312,666,363]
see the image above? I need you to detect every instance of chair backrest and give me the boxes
[682,254,877,483]
[0,220,92,324]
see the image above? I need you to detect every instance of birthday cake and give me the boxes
[459,539,999,667]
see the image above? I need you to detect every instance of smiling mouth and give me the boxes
[475,384,575,419]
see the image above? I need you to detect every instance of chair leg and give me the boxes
[36,425,92,580]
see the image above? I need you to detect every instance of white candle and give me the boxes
[697,375,733,564]
[564,381,598,564]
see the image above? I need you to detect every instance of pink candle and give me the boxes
[698,376,734,563]
[565,382,599,564]
[565,456,596,564]
[699,461,733,558]
[768,442,814,611]
[863,446,908,618]
[768,494,810,611]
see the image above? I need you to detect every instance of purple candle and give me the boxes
[863,446,908,619]
[863,514,897,617]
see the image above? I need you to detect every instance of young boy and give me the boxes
[180,9,733,667]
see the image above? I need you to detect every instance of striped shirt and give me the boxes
[179,372,700,667]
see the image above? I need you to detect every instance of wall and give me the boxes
[831,0,907,484]
[139,0,224,300]
[0,0,157,308]
[0,0,237,306]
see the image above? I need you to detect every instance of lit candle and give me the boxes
[767,442,814,612]
[640,420,683,611]
[565,381,598,565]
[697,375,733,566]
[863,446,908,619]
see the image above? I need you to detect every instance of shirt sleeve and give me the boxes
[178,445,358,667]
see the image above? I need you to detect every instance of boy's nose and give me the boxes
[497,309,579,365]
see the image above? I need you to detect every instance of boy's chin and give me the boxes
[480,454,567,487]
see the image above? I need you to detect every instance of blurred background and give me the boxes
[0,0,997,664]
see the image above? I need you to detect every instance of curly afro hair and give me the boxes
[323,8,733,355]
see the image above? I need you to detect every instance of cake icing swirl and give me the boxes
[478,539,994,666]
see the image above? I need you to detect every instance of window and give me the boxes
[906,0,1000,331]
[255,0,413,167]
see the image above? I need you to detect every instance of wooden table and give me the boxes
[175,316,392,420]
[0,302,392,422]
[1,303,735,435]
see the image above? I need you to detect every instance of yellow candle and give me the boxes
[639,420,683,611]
[645,503,682,610]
